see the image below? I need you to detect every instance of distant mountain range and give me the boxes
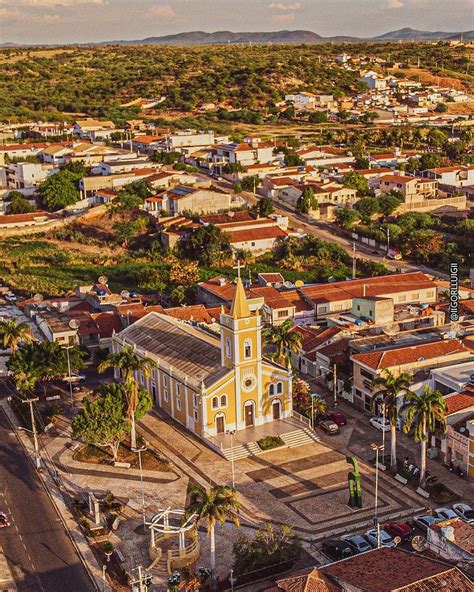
[2,28,474,47]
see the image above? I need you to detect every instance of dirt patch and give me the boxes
[74,443,172,472]
[447,101,474,115]
[397,67,471,91]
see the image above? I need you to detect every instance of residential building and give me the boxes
[130,135,164,153]
[164,130,224,155]
[113,278,292,444]
[2,162,57,193]
[427,518,474,564]
[73,119,116,139]
[0,142,49,166]
[34,310,79,345]
[211,139,275,170]
[360,70,388,90]
[144,185,238,217]
[379,174,438,200]
[430,361,474,395]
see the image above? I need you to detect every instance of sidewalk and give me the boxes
[0,400,113,592]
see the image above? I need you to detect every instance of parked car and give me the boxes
[318,419,340,435]
[4,293,17,302]
[383,521,413,542]
[64,374,86,384]
[321,538,355,561]
[369,416,390,432]
[413,515,437,533]
[365,528,395,548]
[326,410,347,426]
[0,512,10,528]
[452,503,474,524]
[433,507,459,521]
[341,534,372,554]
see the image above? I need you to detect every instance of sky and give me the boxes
[0,0,473,45]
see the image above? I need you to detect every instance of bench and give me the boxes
[115,549,125,563]
[114,462,131,469]
[416,487,430,499]
[46,395,61,401]
[394,474,408,485]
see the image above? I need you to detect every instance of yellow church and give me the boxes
[113,278,292,447]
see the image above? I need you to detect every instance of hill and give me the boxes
[374,27,474,41]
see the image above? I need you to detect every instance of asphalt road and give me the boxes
[0,409,94,592]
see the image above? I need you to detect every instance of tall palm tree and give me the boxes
[0,319,34,353]
[185,484,240,579]
[402,386,447,487]
[371,369,414,469]
[263,319,302,366]
[98,345,156,450]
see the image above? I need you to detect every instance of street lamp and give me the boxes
[371,442,384,549]
[226,430,236,489]
[64,319,80,409]
[22,397,41,470]
[381,226,390,257]
[132,446,147,533]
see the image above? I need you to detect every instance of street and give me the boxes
[0,409,94,592]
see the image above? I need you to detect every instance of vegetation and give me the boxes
[185,484,240,577]
[402,386,448,486]
[296,187,318,214]
[38,169,81,211]
[263,319,302,366]
[6,191,37,215]
[98,345,155,450]
[371,369,414,468]
[179,225,233,266]
[0,318,33,353]
[257,435,285,451]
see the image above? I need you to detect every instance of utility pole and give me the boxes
[352,241,356,279]
[226,430,236,489]
[23,397,41,470]
[333,364,337,408]
[132,446,147,532]
[371,442,384,549]
[386,226,390,256]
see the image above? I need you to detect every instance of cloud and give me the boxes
[1,0,105,5]
[386,0,404,7]
[269,2,302,9]
[271,12,296,23]
[149,3,176,18]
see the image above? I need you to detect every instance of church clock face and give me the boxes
[241,374,257,392]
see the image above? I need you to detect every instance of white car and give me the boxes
[433,507,458,521]
[365,528,395,548]
[369,416,390,432]
[64,374,86,384]
[452,504,474,524]
[4,293,17,302]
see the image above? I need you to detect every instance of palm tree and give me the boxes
[98,345,156,450]
[371,369,414,469]
[263,319,302,366]
[0,319,34,353]
[402,386,447,487]
[185,484,240,579]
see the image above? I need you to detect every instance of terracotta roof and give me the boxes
[200,211,254,225]
[67,311,99,336]
[356,167,391,175]
[301,272,435,305]
[320,547,472,592]
[226,226,288,243]
[259,273,285,283]
[164,305,214,324]
[444,390,474,415]
[269,177,302,187]
[132,135,162,144]
[380,174,417,184]
[276,567,339,592]
[198,277,236,302]
[265,290,313,314]
[90,311,123,338]
[430,518,474,555]
[425,166,463,174]
[293,326,341,352]
[0,211,57,225]
[0,142,49,152]
[314,338,351,363]
[351,339,468,371]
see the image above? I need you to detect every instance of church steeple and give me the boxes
[229,277,250,319]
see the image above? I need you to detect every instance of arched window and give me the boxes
[276,382,283,394]
[244,339,252,359]
[212,397,219,409]
[220,395,227,407]
[226,339,231,358]
[269,384,275,396]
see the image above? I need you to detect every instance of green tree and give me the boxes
[263,319,302,366]
[0,318,34,353]
[241,175,261,192]
[296,187,318,215]
[419,153,441,171]
[342,172,370,196]
[435,103,448,113]
[254,197,275,217]
[6,192,36,214]
[233,183,243,194]
[377,192,403,216]
[402,386,447,486]
[335,207,360,229]
[284,152,304,167]
[38,170,80,211]
[308,111,327,123]
[354,197,379,223]
[180,225,232,266]
[151,150,181,165]
[98,345,155,450]
[186,484,240,577]
[71,384,130,461]
[371,369,414,468]
[406,230,444,263]
[233,524,302,577]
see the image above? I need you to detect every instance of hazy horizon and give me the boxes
[0,0,473,45]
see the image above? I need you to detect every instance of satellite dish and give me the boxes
[33,293,43,302]
[411,535,428,552]
[294,280,304,287]
[393,536,402,546]
[68,319,80,330]
[274,282,283,290]
[120,290,130,299]
[283,280,293,289]
[98,275,108,285]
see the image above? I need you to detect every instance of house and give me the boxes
[145,185,240,217]
[211,139,275,170]
[421,165,474,191]
[257,273,285,287]
[351,339,471,412]
[2,162,57,193]
[300,272,437,321]
[164,130,223,155]
[0,142,49,166]
[269,547,472,592]
[427,518,474,564]
[360,70,388,90]
[430,361,474,395]
[290,326,343,376]
[73,119,116,140]
[113,278,292,444]
[93,159,159,176]
[284,93,335,110]
[41,144,74,164]
[34,310,79,345]
[130,135,164,153]
[0,211,58,230]
[379,174,438,200]
[369,151,420,169]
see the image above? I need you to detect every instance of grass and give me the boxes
[257,435,285,451]
[74,443,171,472]
[426,482,460,504]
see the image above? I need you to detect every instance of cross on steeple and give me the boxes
[232,259,245,280]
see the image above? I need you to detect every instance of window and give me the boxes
[398,294,407,303]
[193,410,199,422]
[354,388,363,399]
[455,451,463,462]
[193,394,198,408]
[139,372,145,385]
[276,382,283,394]
[163,375,168,387]
[360,368,373,381]
[412,292,419,300]
[151,384,156,402]
[244,339,252,359]
[164,389,169,402]
[212,397,219,409]
[220,395,227,407]
[369,309,373,317]
[269,384,275,396]
[226,339,231,358]
[427,290,435,298]
[176,383,181,395]
[176,398,182,411]
[277,310,288,319]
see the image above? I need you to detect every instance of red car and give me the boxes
[383,521,413,542]
[0,512,10,528]
[326,411,347,427]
